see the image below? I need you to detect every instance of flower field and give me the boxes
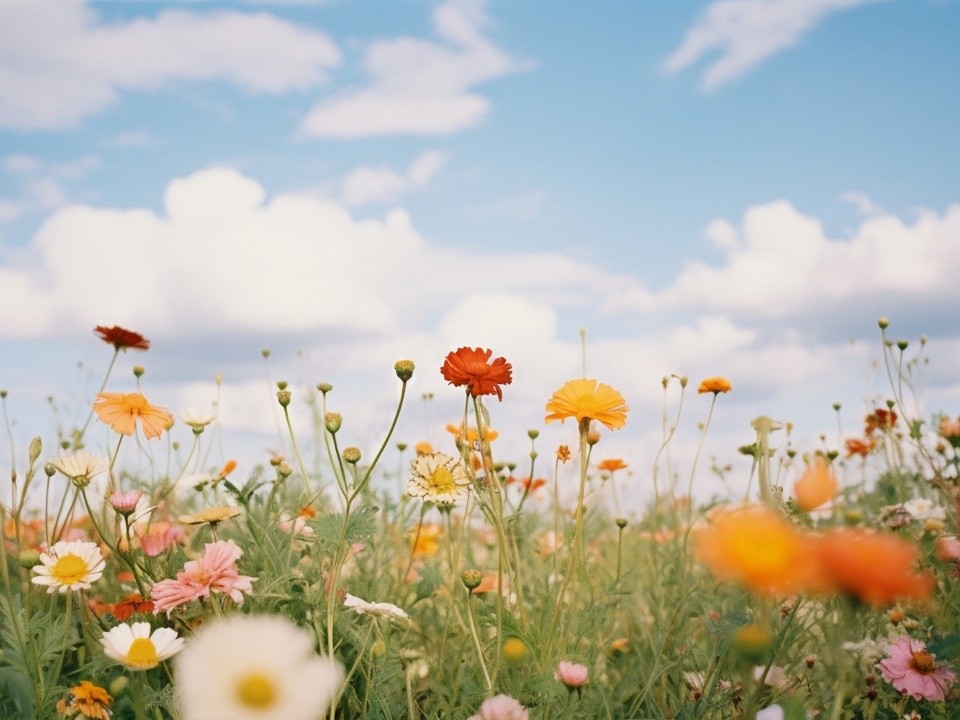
[0,321,958,720]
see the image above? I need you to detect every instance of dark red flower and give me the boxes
[94,325,150,351]
[440,347,512,401]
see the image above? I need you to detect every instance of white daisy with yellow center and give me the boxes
[406,451,470,507]
[175,614,344,720]
[31,540,106,593]
[101,622,184,671]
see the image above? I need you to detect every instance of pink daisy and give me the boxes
[555,660,589,689]
[877,635,957,701]
[468,694,528,720]
[150,539,256,615]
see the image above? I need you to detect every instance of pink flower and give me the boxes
[467,694,529,720]
[109,490,143,516]
[877,635,957,701]
[138,524,183,557]
[150,539,256,615]
[555,660,589,689]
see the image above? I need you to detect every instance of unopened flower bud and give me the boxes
[109,676,129,696]
[261,349,271,358]
[896,339,909,351]
[527,429,539,440]
[832,402,841,411]
[396,442,408,452]
[317,382,333,394]
[0,390,7,398]
[679,376,688,388]
[133,365,145,378]
[276,388,292,408]
[615,517,628,529]
[276,380,288,390]
[805,654,817,669]
[394,359,415,382]
[324,412,343,433]
[864,674,876,686]
[877,317,889,330]
[587,429,601,446]
[44,462,56,477]
[18,549,41,568]
[343,446,361,464]
[461,568,483,591]
[28,436,42,465]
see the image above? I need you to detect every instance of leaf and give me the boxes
[310,506,379,554]
[0,666,35,717]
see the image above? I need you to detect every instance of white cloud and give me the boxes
[609,199,960,318]
[0,0,341,129]
[340,150,450,207]
[299,0,522,137]
[664,0,886,91]
[840,190,884,217]
[0,153,99,223]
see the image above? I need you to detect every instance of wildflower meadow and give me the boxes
[0,320,958,720]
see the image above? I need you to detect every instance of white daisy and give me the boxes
[101,622,184,670]
[343,593,410,621]
[175,614,345,720]
[903,498,946,522]
[51,452,108,486]
[179,406,217,431]
[406,452,470,506]
[31,540,105,593]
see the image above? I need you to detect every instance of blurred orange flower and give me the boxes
[694,505,819,597]
[411,523,442,558]
[441,347,512,401]
[598,458,627,473]
[697,376,732,394]
[865,408,898,435]
[446,423,499,443]
[556,445,572,463]
[545,378,628,431]
[815,528,934,607]
[414,441,434,455]
[94,325,150,351]
[93,392,173,439]
[793,458,837,512]
[844,437,875,458]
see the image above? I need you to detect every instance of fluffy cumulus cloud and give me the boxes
[609,199,960,327]
[300,0,522,137]
[0,0,341,129]
[664,0,886,91]
[340,151,450,207]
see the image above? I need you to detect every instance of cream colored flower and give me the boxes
[343,594,410,621]
[178,506,242,525]
[101,622,184,670]
[179,406,217,431]
[174,614,344,720]
[51,452,108,486]
[32,540,105,593]
[406,452,470,506]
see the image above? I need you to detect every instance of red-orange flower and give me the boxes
[844,437,875,458]
[109,594,155,621]
[598,458,627,473]
[93,392,173,439]
[441,347,513,400]
[865,408,898,435]
[93,325,150,351]
[814,528,934,607]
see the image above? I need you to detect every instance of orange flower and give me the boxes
[446,423,499,443]
[56,680,112,720]
[556,445,572,463]
[598,458,627,473]
[697,376,732,394]
[110,594,155,621]
[545,378,628,431]
[411,523,442,558]
[415,441,434,455]
[865,408,897,435]
[93,325,150,351]
[694,505,819,597]
[793,458,837,512]
[844,437,875,458]
[93,392,173,439]
[440,347,513,401]
[814,528,934,607]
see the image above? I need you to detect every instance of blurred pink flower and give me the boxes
[555,660,589,688]
[109,490,142,516]
[877,635,957,701]
[138,524,183,557]
[150,539,256,615]
[467,694,528,720]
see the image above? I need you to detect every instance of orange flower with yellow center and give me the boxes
[814,528,934,607]
[793,458,838,511]
[697,376,732,394]
[597,458,627,473]
[694,505,819,597]
[545,378,628,431]
[440,347,513,401]
[93,392,173,439]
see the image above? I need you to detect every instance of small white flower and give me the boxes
[406,452,470,506]
[51,452,108,483]
[31,540,105,593]
[101,622,184,670]
[180,406,217,430]
[756,705,784,720]
[175,614,344,720]
[343,594,410,621]
[903,498,946,522]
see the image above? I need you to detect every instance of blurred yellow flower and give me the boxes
[697,376,732,394]
[545,378,628,431]
[411,523,442,557]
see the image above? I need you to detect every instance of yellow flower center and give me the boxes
[236,673,278,709]
[51,553,88,585]
[427,467,456,494]
[125,637,159,669]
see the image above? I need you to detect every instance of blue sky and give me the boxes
[1,0,959,502]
